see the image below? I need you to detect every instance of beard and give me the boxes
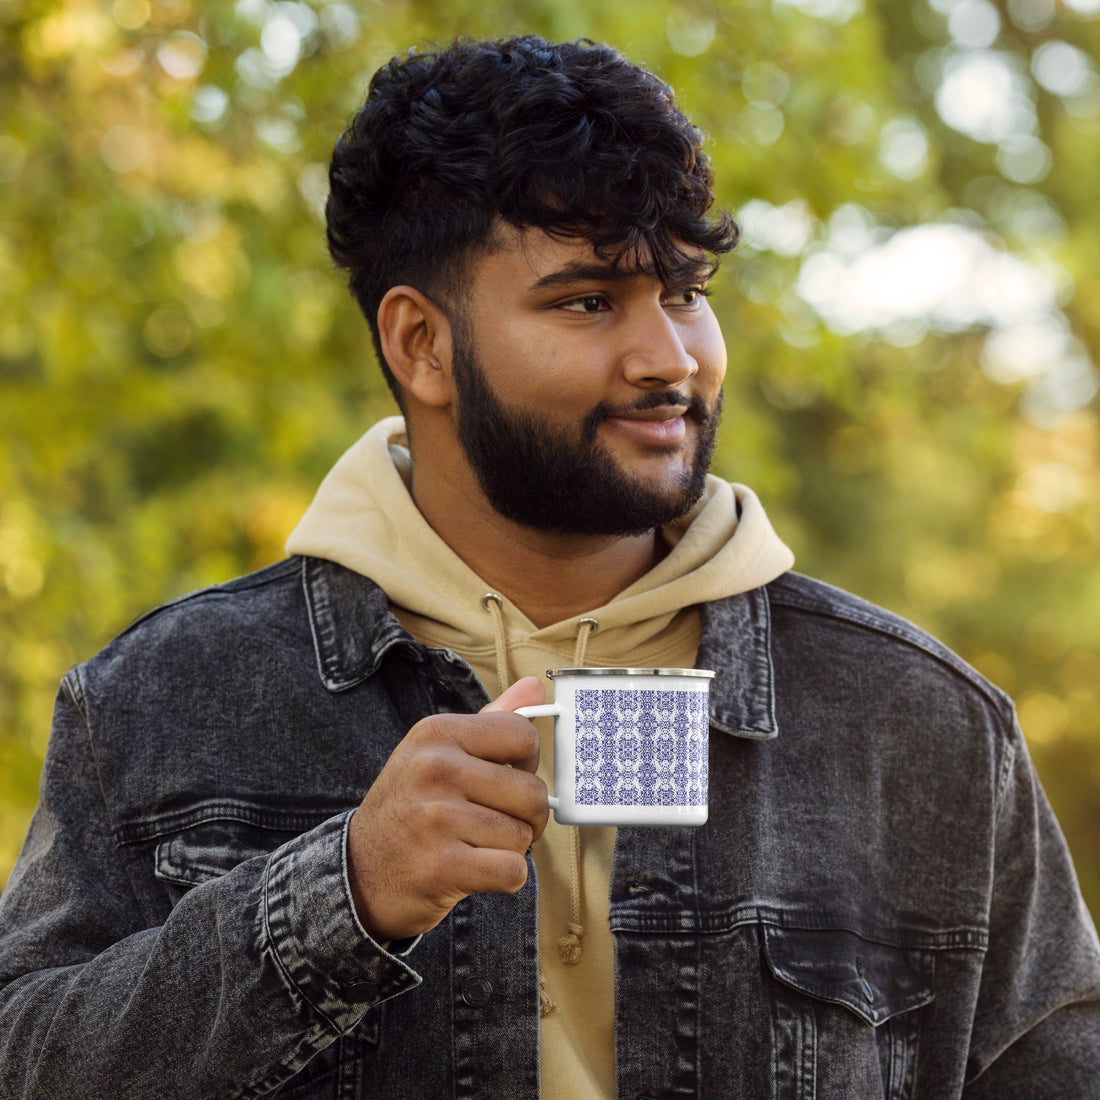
[451,334,722,537]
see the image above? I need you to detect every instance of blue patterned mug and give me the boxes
[516,667,715,826]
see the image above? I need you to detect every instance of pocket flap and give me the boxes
[155,818,298,887]
[762,925,933,1027]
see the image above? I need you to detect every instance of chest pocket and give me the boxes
[762,925,934,1100]
[154,816,302,898]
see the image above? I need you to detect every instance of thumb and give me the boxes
[481,676,545,714]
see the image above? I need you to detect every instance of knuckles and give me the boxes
[405,743,463,789]
[407,712,461,746]
[409,709,540,766]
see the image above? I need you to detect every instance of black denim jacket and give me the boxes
[1,556,1098,1098]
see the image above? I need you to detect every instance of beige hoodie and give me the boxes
[286,416,793,1098]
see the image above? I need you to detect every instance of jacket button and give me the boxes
[343,979,379,1001]
[461,977,493,1007]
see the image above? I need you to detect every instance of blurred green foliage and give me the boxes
[1,0,1098,920]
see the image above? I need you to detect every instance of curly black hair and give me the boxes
[326,35,739,399]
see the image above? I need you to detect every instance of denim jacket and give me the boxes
[2,556,1098,1099]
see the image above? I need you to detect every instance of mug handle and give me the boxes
[515,704,561,811]
[514,704,558,719]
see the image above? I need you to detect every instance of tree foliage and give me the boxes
[2,0,1098,915]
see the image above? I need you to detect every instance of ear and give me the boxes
[376,286,456,408]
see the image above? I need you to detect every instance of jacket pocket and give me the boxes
[154,816,301,895]
[762,924,934,1100]
[152,810,382,1090]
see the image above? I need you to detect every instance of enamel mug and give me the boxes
[516,667,715,826]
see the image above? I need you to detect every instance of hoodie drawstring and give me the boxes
[480,595,599,1013]
[557,616,598,967]
[573,617,598,668]
[480,593,509,696]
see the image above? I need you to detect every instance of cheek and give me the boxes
[690,318,727,388]
[473,320,565,390]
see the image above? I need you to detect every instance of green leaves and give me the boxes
[2,0,1098,912]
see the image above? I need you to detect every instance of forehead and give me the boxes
[472,223,713,290]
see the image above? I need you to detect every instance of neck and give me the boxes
[448,519,667,629]
[409,441,665,628]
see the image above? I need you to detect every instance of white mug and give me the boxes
[517,667,715,826]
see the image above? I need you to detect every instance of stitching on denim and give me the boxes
[115,801,348,845]
[766,573,1015,721]
[262,838,342,1033]
[301,554,339,685]
[110,558,298,644]
[609,904,990,950]
[65,664,131,867]
[993,724,1019,813]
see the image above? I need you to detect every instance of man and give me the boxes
[1,34,1098,1099]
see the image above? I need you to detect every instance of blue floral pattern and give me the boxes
[574,688,708,806]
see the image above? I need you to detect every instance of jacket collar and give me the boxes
[699,586,779,740]
[300,555,778,741]
[300,555,422,690]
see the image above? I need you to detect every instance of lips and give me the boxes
[602,407,688,445]
[610,405,689,423]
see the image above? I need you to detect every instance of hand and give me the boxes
[346,677,549,944]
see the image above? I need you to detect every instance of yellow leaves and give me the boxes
[156,30,206,80]
[969,649,1016,694]
[988,410,1100,560]
[903,546,1000,614]
[100,123,152,174]
[174,221,249,302]
[1019,692,1071,746]
[242,482,312,568]
[666,9,718,58]
[0,135,26,184]
[24,0,114,61]
[112,0,151,32]
[238,159,293,213]
[285,267,337,348]
[0,501,44,603]
[143,302,194,358]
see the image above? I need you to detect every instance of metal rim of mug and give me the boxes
[546,668,716,679]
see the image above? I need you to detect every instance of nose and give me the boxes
[620,305,699,390]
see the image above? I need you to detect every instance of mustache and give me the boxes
[583,390,722,441]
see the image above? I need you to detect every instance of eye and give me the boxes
[560,294,608,314]
[666,287,708,308]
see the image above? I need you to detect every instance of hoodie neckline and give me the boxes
[285,417,795,657]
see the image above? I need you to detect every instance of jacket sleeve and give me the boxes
[0,676,421,1100]
[963,716,1100,1096]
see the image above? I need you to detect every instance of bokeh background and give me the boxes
[1,0,1098,918]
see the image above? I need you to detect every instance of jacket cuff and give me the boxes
[262,810,422,1031]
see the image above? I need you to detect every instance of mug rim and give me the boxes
[546,667,716,679]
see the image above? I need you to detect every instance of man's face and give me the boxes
[448,227,727,536]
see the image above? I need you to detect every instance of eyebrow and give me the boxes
[529,261,629,291]
[529,259,713,291]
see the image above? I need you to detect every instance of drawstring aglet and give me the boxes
[539,976,559,1017]
[558,921,584,965]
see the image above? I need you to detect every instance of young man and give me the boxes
[1,35,1098,1099]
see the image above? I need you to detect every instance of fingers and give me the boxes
[423,696,543,774]
[414,795,537,878]
[346,682,553,943]
[451,751,549,837]
[448,844,530,897]
[481,675,545,714]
